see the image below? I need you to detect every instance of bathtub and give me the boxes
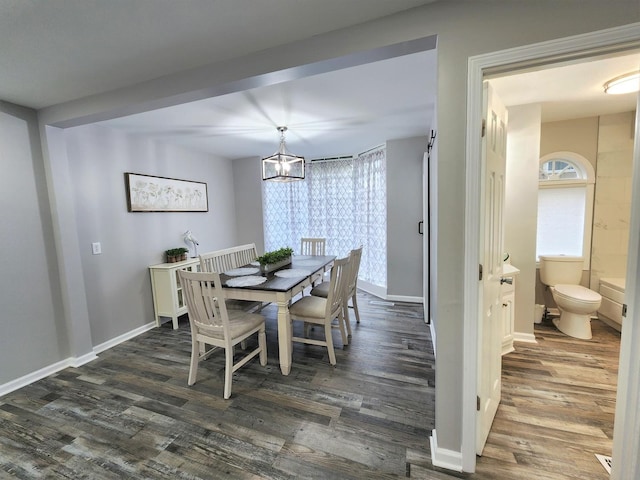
[597,277,625,332]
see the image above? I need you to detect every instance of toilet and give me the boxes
[539,255,602,340]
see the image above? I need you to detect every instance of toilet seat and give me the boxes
[553,284,601,304]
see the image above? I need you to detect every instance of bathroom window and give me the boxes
[536,152,595,264]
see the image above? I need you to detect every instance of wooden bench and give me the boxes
[199,244,262,312]
[199,243,259,273]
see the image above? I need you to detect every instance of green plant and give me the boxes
[165,247,188,257]
[256,247,293,266]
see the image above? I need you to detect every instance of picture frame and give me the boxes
[124,172,208,212]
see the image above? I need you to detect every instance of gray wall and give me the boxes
[63,123,239,345]
[0,103,68,383]
[387,136,428,298]
[232,156,265,253]
[2,0,637,468]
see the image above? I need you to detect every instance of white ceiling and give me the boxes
[2,1,638,160]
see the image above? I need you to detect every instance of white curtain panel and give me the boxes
[262,146,387,288]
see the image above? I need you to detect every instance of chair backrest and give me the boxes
[325,256,349,318]
[300,237,326,256]
[178,269,231,342]
[200,243,258,273]
[346,245,363,296]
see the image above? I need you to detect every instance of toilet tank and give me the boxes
[539,255,584,286]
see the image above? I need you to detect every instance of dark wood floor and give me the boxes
[0,293,620,479]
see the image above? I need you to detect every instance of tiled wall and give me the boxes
[590,112,635,290]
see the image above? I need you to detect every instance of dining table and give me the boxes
[219,254,335,375]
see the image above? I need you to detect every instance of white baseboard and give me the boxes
[357,280,386,299]
[93,321,156,354]
[514,332,537,344]
[386,294,423,304]
[0,354,93,397]
[430,429,464,472]
[1,321,156,397]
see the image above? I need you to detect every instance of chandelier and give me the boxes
[261,126,305,182]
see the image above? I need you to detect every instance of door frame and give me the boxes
[462,23,640,473]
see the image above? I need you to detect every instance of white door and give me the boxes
[477,81,508,455]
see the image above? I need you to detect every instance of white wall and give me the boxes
[504,104,541,340]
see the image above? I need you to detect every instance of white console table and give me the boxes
[149,258,200,329]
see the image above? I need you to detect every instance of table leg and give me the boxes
[276,299,292,375]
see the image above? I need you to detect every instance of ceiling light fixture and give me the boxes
[262,126,305,182]
[603,71,640,95]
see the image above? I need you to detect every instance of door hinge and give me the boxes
[477,396,481,411]
[481,119,486,138]
[479,264,483,281]
[622,303,627,317]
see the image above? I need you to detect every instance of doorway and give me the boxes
[464,24,640,477]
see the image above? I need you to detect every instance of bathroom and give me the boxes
[502,105,634,342]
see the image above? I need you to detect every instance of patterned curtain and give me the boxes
[353,146,387,287]
[262,147,387,288]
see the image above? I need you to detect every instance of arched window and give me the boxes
[537,151,595,265]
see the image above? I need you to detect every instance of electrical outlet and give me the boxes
[92,242,102,255]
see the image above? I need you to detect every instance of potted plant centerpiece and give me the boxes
[256,247,293,273]
[165,247,189,263]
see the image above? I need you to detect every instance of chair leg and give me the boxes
[325,323,337,365]
[342,304,353,337]
[336,312,348,346]
[352,293,361,323]
[258,329,267,366]
[188,340,200,386]
[223,347,234,399]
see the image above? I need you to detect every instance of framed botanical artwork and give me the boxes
[124,172,208,212]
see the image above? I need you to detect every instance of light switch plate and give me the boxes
[92,242,102,255]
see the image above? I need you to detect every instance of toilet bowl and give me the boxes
[550,284,602,340]
[539,255,602,340]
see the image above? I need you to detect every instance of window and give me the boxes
[263,146,387,288]
[536,152,595,263]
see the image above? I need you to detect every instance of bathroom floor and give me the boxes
[474,317,621,479]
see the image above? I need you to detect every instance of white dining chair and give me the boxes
[199,244,262,312]
[311,245,363,338]
[289,256,349,365]
[300,237,326,256]
[178,269,267,399]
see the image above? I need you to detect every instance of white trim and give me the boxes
[68,351,98,368]
[464,22,640,474]
[386,294,423,304]
[429,321,437,358]
[611,91,640,480]
[357,280,386,299]
[0,354,96,397]
[430,430,464,472]
[93,321,156,354]
[539,151,595,183]
[513,332,537,344]
[0,322,156,398]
